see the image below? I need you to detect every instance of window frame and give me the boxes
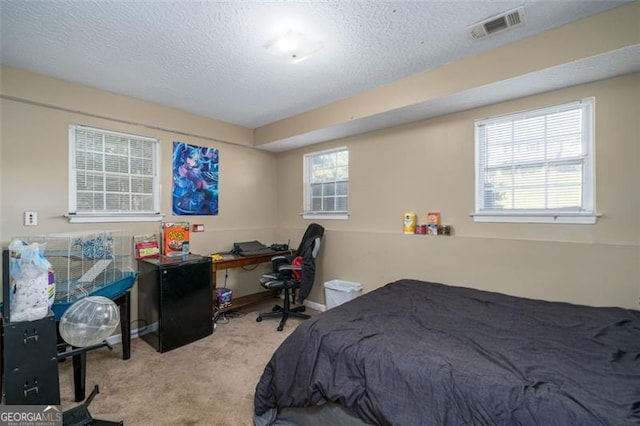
[302,146,349,220]
[472,98,598,224]
[67,125,162,223]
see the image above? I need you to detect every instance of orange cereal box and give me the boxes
[427,212,440,227]
[161,222,190,257]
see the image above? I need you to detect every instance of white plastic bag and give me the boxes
[8,239,55,322]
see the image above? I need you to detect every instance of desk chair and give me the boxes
[256,223,324,331]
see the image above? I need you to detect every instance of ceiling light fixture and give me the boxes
[263,29,323,64]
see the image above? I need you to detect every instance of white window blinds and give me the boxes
[69,125,160,222]
[474,98,596,224]
[303,147,349,219]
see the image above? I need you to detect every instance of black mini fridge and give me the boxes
[137,254,213,353]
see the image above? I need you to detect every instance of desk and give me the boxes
[211,250,293,320]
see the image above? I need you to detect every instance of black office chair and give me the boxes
[256,223,324,331]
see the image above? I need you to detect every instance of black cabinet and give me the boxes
[1,250,60,405]
[137,255,213,353]
[1,314,61,405]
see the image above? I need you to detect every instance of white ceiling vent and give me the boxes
[467,7,525,40]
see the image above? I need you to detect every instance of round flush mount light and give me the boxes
[263,29,323,63]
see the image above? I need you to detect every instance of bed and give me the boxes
[254,279,640,425]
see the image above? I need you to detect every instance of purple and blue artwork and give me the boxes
[172,141,219,215]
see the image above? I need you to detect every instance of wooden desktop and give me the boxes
[211,250,293,318]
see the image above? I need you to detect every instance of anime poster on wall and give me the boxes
[172,141,219,215]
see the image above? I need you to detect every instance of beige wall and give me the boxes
[275,74,640,309]
[1,11,639,317]
[0,67,280,318]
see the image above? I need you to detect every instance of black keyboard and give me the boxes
[237,247,276,257]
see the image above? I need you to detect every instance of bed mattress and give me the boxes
[254,279,640,425]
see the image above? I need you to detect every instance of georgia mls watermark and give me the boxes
[0,405,62,426]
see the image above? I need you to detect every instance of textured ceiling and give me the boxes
[0,0,634,132]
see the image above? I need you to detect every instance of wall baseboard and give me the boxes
[305,299,326,312]
[279,293,326,312]
[106,331,130,346]
[105,324,154,346]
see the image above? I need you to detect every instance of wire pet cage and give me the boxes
[17,230,134,308]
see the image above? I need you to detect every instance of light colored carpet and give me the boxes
[58,301,316,425]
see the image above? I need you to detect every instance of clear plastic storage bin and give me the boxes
[324,280,363,309]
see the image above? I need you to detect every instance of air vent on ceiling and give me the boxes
[467,6,525,40]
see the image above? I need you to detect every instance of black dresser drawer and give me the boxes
[2,315,60,405]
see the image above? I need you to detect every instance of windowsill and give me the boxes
[65,213,164,223]
[302,213,349,220]
[470,212,599,224]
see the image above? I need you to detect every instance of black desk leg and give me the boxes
[117,291,131,360]
[72,351,86,402]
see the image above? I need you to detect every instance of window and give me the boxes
[303,147,349,219]
[474,98,596,224]
[68,125,161,223]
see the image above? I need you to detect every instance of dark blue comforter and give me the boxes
[254,279,640,425]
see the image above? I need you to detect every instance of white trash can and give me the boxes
[324,280,363,309]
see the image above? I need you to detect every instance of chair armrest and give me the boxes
[261,273,278,280]
[278,264,301,271]
[271,256,290,272]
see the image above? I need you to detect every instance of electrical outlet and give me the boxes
[24,211,38,226]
